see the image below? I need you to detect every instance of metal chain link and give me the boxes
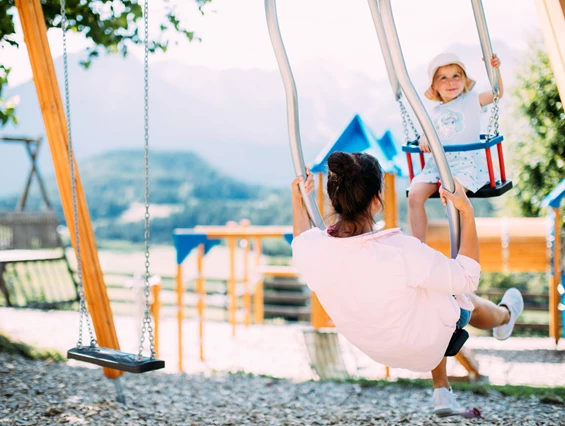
[485,89,500,141]
[398,100,420,143]
[137,0,156,361]
[60,0,97,349]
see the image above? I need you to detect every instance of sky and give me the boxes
[3,0,542,88]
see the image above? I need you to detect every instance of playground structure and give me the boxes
[0,136,52,212]
[0,136,78,310]
[0,0,563,400]
[163,194,560,380]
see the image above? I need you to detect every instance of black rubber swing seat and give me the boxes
[67,346,165,373]
[444,328,469,357]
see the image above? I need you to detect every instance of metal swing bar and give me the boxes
[265,0,352,380]
[367,0,500,367]
[264,0,325,230]
[380,0,510,199]
[58,0,164,374]
[369,0,507,255]
[370,0,461,257]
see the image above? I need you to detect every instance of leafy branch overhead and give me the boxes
[0,0,212,127]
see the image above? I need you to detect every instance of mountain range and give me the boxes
[1,41,521,196]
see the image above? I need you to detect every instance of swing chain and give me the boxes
[399,100,420,143]
[137,0,156,362]
[60,0,97,349]
[485,88,500,141]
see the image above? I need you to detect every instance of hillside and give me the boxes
[0,150,292,244]
[0,147,500,248]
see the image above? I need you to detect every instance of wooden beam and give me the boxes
[150,282,161,359]
[196,244,205,360]
[427,218,549,273]
[15,0,122,379]
[550,208,562,344]
[176,264,184,371]
[535,0,565,103]
[311,292,334,330]
[383,173,397,229]
[317,173,325,219]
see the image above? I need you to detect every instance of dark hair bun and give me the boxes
[326,152,384,229]
[327,152,360,177]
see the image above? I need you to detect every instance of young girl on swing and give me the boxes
[409,52,504,243]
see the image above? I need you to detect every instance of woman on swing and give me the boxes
[291,152,523,417]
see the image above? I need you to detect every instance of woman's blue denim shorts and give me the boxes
[456,309,472,329]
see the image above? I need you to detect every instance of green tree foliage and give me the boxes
[510,44,565,217]
[0,0,212,126]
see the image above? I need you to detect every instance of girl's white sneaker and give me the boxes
[493,288,524,341]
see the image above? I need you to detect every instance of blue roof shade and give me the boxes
[172,230,221,265]
[542,178,565,209]
[309,114,407,176]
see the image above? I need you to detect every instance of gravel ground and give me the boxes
[1,353,564,426]
[2,308,565,387]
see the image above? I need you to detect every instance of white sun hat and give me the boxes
[425,53,476,100]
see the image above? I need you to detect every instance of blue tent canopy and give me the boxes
[542,178,565,209]
[309,114,407,176]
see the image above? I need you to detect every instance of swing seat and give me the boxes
[406,180,513,199]
[402,135,513,198]
[67,346,165,373]
[444,328,469,357]
[303,328,349,380]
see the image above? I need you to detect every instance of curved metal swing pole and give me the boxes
[376,0,461,257]
[471,0,499,93]
[264,0,325,230]
[368,0,402,101]
[366,1,401,102]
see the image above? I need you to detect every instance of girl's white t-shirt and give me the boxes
[292,227,481,372]
[411,91,490,192]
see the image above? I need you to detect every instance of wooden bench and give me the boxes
[0,212,79,309]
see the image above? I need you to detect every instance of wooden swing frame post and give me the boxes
[15,0,122,379]
[550,208,562,344]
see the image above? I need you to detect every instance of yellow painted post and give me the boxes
[226,221,237,336]
[254,278,264,325]
[255,237,262,266]
[196,244,205,361]
[15,0,122,379]
[383,173,396,379]
[253,237,263,324]
[240,220,251,327]
[311,292,333,330]
[383,173,398,229]
[150,282,161,359]
[550,208,562,344]
[176,264,184,371]
[317,173,325,218]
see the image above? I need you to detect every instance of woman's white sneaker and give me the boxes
[493,288,524,341]
[432,387,464,417]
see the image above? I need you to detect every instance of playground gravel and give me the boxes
[2,352,565,426]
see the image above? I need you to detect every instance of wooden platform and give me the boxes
[427,217,548,272]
